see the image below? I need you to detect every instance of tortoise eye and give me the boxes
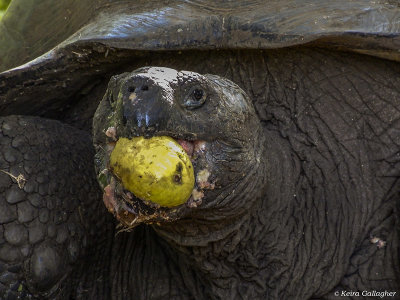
[192,89,204,101]
[183,87,206,109]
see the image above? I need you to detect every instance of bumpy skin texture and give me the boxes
[91,64,400,300]
[0,116,110,299]
[0,49,399,300]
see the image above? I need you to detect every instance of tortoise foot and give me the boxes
[0,116,102,299]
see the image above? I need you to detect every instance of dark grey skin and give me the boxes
[93,67,264,225]
[0,0,400,299]
[92,66,399,299]
[1,54,399,299]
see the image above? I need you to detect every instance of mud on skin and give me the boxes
[93,67,264,229]
[0,49,399,299]
[91,66,399,299]
[1,0,400,298]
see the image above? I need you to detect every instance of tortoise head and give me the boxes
[93,67,266,231]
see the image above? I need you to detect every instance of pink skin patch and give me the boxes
[176,139,207,157]
[103,183,137,225]
[103,137,210,228]
[177,139,194,157]
[103,184,117,214]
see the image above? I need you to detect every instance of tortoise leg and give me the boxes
[0,115,106,299]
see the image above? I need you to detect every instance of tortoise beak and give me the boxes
[120,74,171,136]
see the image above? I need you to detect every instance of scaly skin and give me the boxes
[0,116,112,299]
[93,66,400,299]
[0,49,399,299]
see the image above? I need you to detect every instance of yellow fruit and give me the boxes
[109,136,195,207]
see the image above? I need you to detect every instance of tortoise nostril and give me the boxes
[122,116,127,126]
[141,85,149,91]
[128,86,136,93]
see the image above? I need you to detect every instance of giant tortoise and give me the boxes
[0,0,399,299]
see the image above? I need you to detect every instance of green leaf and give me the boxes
[0,0,11,11]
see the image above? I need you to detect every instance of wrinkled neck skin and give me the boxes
[157,130,267,240]
[148,127,324,300]
[91,64,398,299]
[150,125,272,299]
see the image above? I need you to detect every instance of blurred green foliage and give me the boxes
[0,0,11,19]
[0,0,11,10]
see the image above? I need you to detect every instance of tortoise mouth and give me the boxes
[99,129,213,229]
